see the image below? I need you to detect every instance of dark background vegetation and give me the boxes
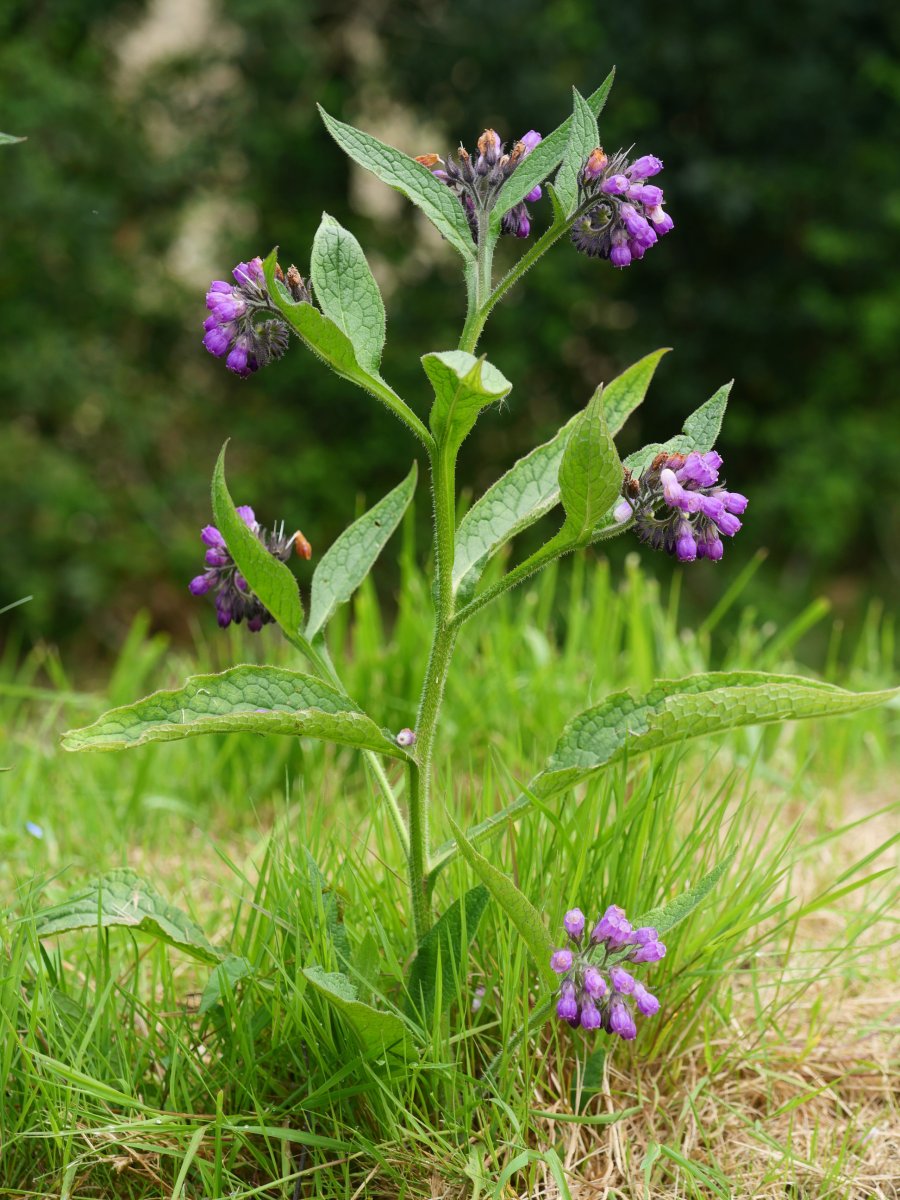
[2,0,899,657]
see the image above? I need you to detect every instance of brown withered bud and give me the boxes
[285,265,311,304]
[293,530,312,560]
[415,153,441,169]
[274,263,285,281]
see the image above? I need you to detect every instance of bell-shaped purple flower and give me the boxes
[583,966,607,999]
[579,997,602,1030]
[609,965,636,994]
[609,998,637,1040]
[189,573,215,596]
[629,926,659,946]
[627,155,664,180]
[631,939,666,964]
[556,980,579,1022]
[550,948,574,975]
[591,904,633,948]
[563,908,585,941]
[633,982,660,1016]
[600,173,630,195]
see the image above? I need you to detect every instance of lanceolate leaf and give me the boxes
[492,69,615,229]
[306,463,418,640]
[532,672,900,798]
[212,443,304,642]
[623,382,732,479]
[32,869,221,964]
[61,665,410,759]
[452,350,667,597]
[558,389,623,545]
[424,351,512,453]
[317,107,475,260]
[302,965,409,1053]
[554,88,600,217]
[632,857,734,936]
[448,817,556,988]
[0,132,26,145]
[405,885,489,1024]
[262,251,427,443]
[310,213,386,374]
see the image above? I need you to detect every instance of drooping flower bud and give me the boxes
[550,948,574,974]
[396,728,417,747]
[633,982,660,1016]
[627,155,664,180]
[556,980,579,1022]
[609,965,636,994]
[609,997,638,1040]
[564,908,585,941]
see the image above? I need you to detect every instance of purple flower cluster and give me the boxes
[417,127,543,243]
[203,257,308,377]
[613,450,748,563]
[551,905,665,1039]
[189,506,308,630]
[570,148,673,268]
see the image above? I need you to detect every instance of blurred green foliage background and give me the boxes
[2,0,899,656]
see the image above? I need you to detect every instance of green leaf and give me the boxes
[532,672,900,799]
[310,212,386,374]
[424,351,512,454]
[492,69,615,230]
[405,885,489,1024]
[623,381,732,479]
[558,388,623,545]
[0,132,26,145]
[302,965,409,1053]
[448,817,556,987]
[262,251,427,443]
[307,463,418,640]
[452,350,665,597]
[199,955,255,1015]
[61,664,410,759]
[31,869,221,964]
[554,88,600,216]
[602,348,670,435]
[632,857,733,936]
[318,107,475,260]
[211,443,304,642]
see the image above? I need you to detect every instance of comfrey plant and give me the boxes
[63,78,897,1058]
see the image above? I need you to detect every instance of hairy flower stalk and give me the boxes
[571,147,672,267]
[203,256,308,376]
[189,506,309,630]
[613,450,748,562]
[417,127,543,243]
[550,905,664,1038]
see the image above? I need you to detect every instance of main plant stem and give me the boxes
[406,214,494,938]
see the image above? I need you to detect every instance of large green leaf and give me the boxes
[532,672,900,798]
[448,817,556,988]
[302,966,409,1053]
[306,463,418,640]
[452,350,667,598]
[318,107,475,260]
[262,251,426,442]
[491,69,615,230]
[405,885,489,1024]
[558,389,623,545]
[31,869,221,964]
[632,857,733,936]
[424,351,512,454]
[622,382,732,479]
[310,212,386,374]
[211,443,304,642]
[553,88,600,216]
[61,665,409,759]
